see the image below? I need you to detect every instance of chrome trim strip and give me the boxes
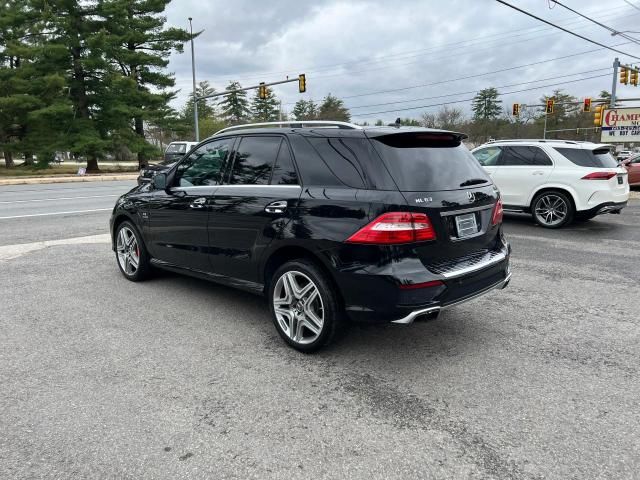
[440,205,493,217]
[440,251,507,279]
[441,273,511,310]
[214,121,362,135]
[169,185,302,193]
[391,306,441,325]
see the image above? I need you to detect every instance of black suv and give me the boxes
[110,121,511,352]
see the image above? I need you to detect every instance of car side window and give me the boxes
[500,146,552,166]
[174,138,234,187]
[472,147,502,166]
[270,141,299,185]
[228,136,282,185]
[307,137,366,189]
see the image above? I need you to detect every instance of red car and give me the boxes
[623,154,640,186]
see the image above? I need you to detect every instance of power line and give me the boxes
[351,73,610,117]
[347,67,611,110]
[624,0,640,13]
[334,43,630,102]
[495,0,640,59]
[549,0,640,44]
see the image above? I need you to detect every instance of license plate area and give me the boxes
[455,213,479,238]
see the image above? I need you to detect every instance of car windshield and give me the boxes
[553,147,618,168]
[370,132,490,191]
[166,143,186,154]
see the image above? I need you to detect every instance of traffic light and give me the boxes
[545,99,554,114]
[632,69,638,86]
[583,98,591,113]
[258,82,267,99]
[620,66,629,85]
[593,104,604,126]
[512,103,520,116]
[298,74,306,93]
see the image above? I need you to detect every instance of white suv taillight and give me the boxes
[346,212,436,244]
[581,172,616,180]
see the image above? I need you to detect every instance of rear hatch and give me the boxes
[553,146,629,193]
[366,130,503,266]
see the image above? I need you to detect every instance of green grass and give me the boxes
[0,163,139,177]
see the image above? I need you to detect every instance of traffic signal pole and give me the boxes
[611,57,619,109]
[196,75,306,101]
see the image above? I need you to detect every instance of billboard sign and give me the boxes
[601,107,640,143]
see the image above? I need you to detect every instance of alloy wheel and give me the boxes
[534,194,568,227]
[116,226,140,276]
[272,271,324,345]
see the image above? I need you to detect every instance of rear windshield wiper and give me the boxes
[459,178,488,187]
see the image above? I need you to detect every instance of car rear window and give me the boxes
[370,133,490,191]
[166,143,186,154]
[554,148,618,168]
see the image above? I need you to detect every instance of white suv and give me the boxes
[471,140,629,228]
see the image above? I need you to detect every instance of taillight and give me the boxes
[581,171,616,180]
[491,198,503,226]
[346,212,436,244]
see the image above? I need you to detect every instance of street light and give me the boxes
[188,17,199,142]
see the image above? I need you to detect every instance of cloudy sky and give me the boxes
[163,0,640,123]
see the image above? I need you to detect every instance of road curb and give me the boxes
[0,174,138,186]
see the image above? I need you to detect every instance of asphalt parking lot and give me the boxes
[1,182,639,479]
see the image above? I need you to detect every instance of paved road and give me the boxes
[0,180,135,245]
[1,183,639,479]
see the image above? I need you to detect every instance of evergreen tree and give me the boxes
[182,81,217,123]
[220,81,250,125]
[317,94,350,121]
[472,88,502,121]
[251,86,279,122]
[292,99,318,120]
[97,0,191,168]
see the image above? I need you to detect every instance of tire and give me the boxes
[531,191,574,228]
[268,259,341,353]
[114,221,151,281]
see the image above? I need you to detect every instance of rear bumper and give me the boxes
[391,272,511,324]
[335,240,511,324]
[580,200,627,217]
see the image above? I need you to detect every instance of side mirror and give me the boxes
[152,172,167,190]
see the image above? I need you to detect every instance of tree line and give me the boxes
[174,81,352,147]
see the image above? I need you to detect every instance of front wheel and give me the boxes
[531,191,574,228]
[268,260,341,353]
[115,221,151,281]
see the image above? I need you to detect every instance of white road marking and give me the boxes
[0,208,112,220]
[0,234,111,261]
[0,194,119,204]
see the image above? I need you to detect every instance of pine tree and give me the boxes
[318,94,350,121]
[97,0,191,168]
[292,99,318,120]
[220,81,251,125]
[251,86,279,122]
[182,81,218,139]
[471,88,502,121]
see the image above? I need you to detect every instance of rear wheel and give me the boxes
[115,221,151,281]
[531,191,574,228]
[268,260,340,353]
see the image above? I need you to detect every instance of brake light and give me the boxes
[399,280,444,290]
[491,198,503,225]
[346,212,436,244]
[581,171,616,180]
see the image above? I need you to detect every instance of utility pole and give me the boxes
[189,17,199,142]
[611,57,619,109]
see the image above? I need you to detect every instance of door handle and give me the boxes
[532,171,545,175]
[265,200,287,214]
[189,197,207,209]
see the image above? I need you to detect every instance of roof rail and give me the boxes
[486,139,581,145]
[213,120,363,136]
